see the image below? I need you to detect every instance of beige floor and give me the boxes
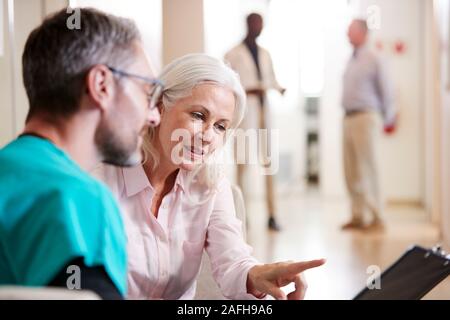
[245,188,450,300]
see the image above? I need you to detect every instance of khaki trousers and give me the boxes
[343,111,384,223]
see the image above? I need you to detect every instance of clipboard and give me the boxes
[353,245,450,300]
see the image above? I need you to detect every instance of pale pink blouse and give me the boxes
[94,165,259,299]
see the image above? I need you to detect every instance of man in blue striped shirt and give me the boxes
[341,19,397,231]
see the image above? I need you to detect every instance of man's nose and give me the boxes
[147,107,161,127]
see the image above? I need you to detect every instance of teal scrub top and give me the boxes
[0,136,127,296]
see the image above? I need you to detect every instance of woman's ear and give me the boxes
[157,101,165,115]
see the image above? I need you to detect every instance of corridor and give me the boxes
[246,190,450,299]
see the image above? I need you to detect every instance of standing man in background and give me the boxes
[225,13,285,231]
[341,19,396,231]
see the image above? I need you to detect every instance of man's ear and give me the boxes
[85,65,116,112]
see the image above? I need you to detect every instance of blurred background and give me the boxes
[0,0,449,299]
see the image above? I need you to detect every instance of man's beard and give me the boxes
[95,120,142,167]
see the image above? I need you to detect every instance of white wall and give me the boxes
[435,0,450,248]
[0,0,162,149]
[75,0,162,72]
[204,0,267,59]
[319,0,350,199]
[204,0,317,196]
[205,0,426,203]
[12,0,46,134]
[424,0,442,224]
[0,0,68,148]
[443,79,450,248]
[321,0,425,204]
[373,0,424,203]
[162,0,204,66]
[0,0,15,147]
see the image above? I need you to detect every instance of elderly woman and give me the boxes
[96,54,325,300]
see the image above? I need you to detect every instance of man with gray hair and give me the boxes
[341,19,396,231]
[0,8,162,299]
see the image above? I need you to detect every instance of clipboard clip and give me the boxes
[428,244,450,266]
[431,244,445,256]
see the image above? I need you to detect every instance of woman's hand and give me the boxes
[247,259,326,300]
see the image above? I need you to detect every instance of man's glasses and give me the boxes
[107,66,164,110]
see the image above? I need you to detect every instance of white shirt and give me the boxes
[225,42,283,129]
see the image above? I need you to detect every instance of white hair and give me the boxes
[142,53,246,202]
